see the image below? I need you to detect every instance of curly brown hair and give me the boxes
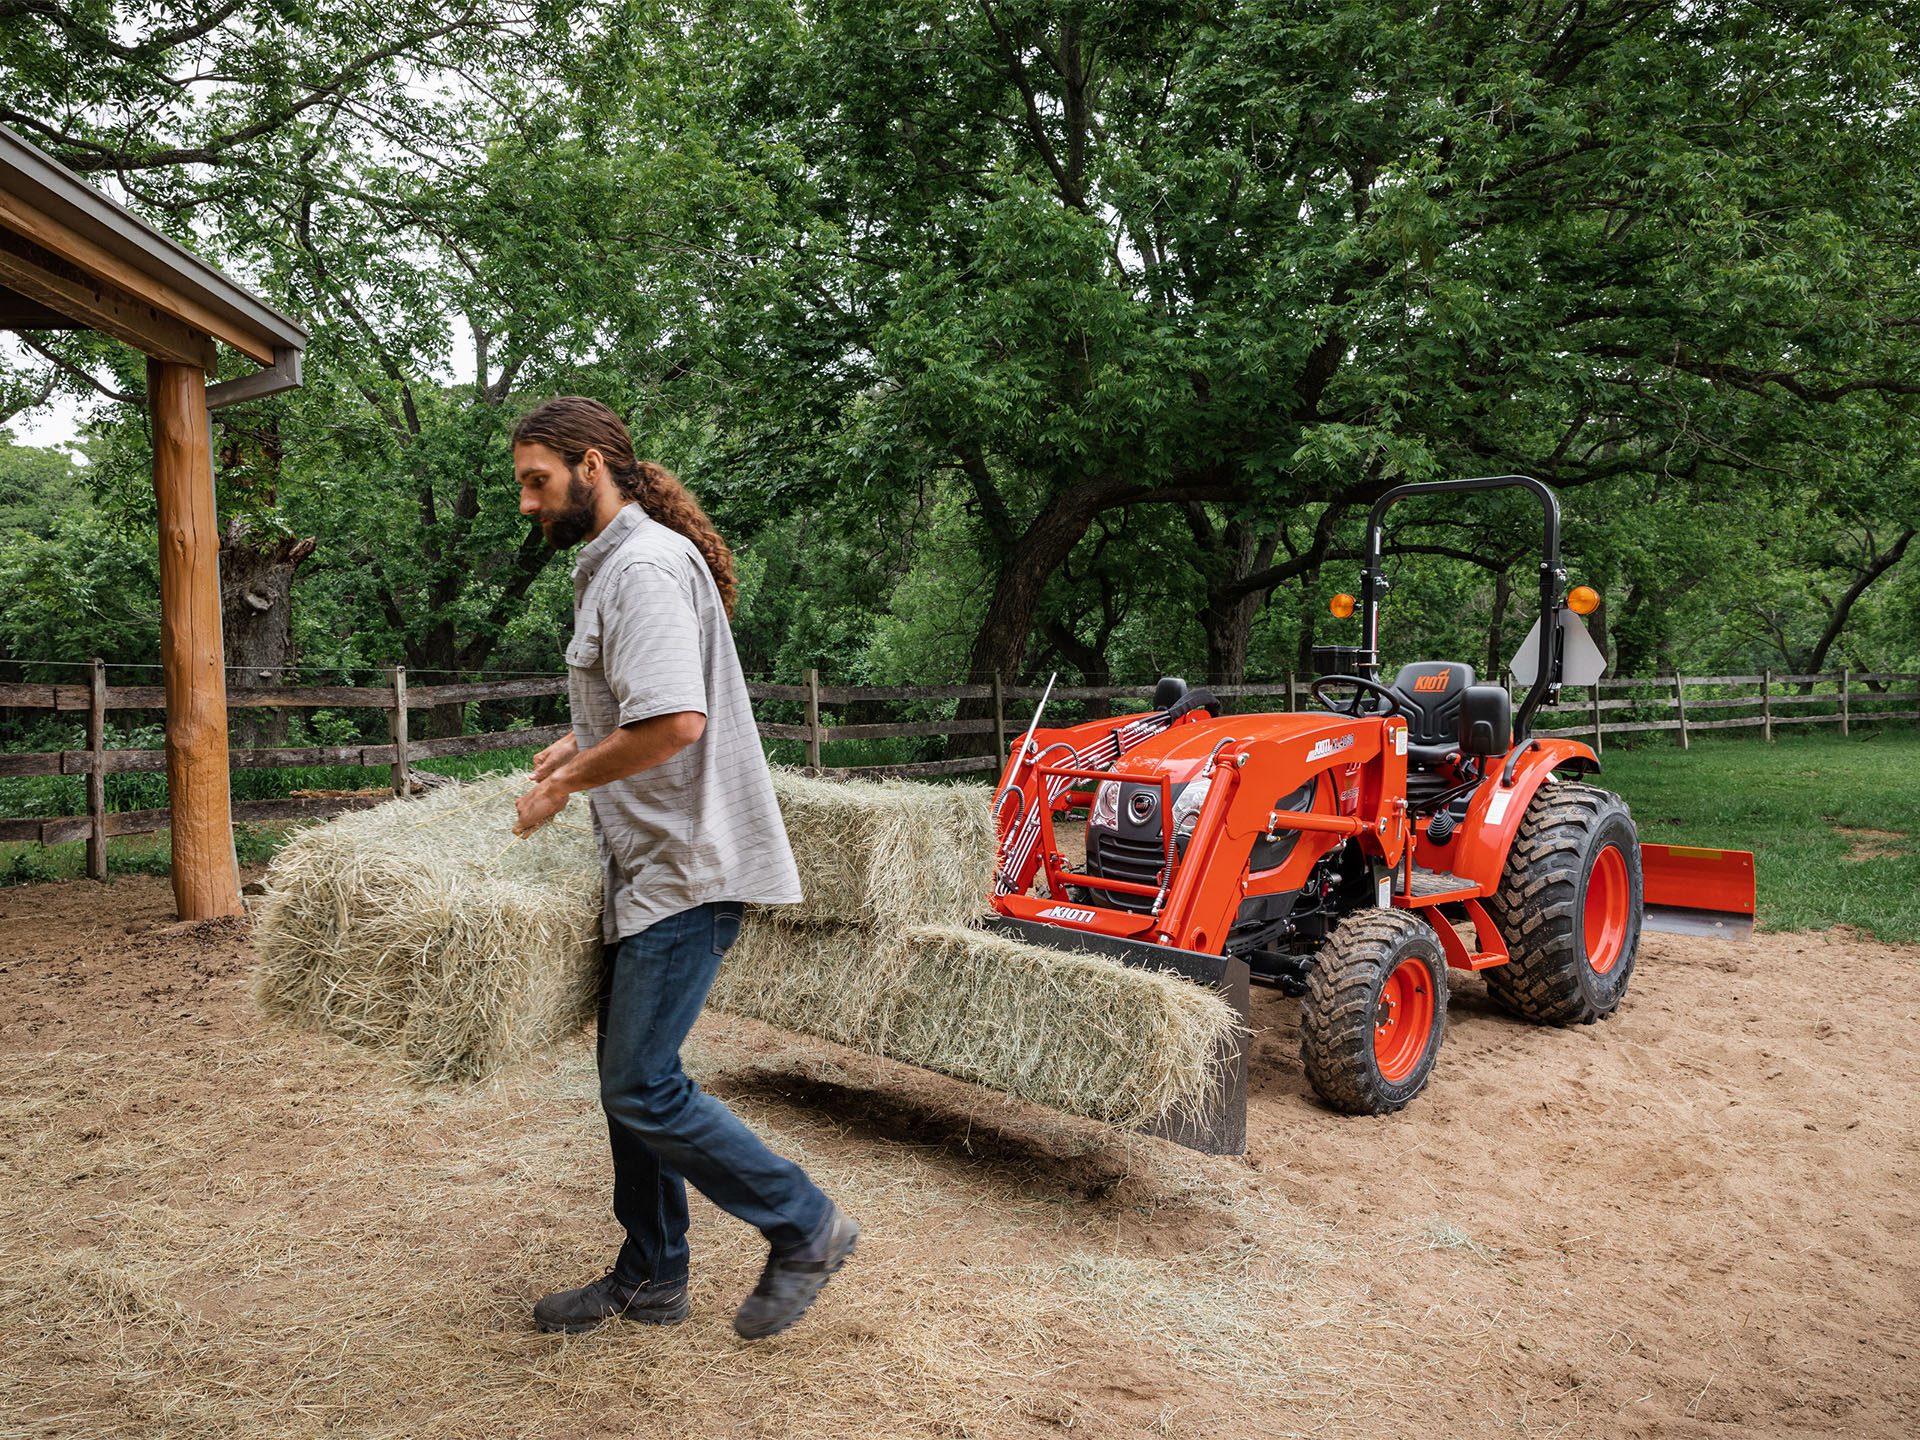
[511,396,738,616]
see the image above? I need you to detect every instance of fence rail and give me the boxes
[3,664,1914,869]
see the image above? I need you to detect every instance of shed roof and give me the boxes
[0,123,307,370]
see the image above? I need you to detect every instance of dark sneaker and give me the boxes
[533,1270,689,1334]
[733,1203,860,1341]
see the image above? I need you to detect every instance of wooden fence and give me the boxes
[2,664,1914,874]
[1524,669,1920,754]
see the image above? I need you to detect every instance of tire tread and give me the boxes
[1301,909,1448,1115]
[1483,782,1640,1025]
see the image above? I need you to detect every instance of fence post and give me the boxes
[1286,670,1297,712]
[1840,668,1850,737]
[1590,687,1603,756]
[992,672,1006,760]
[388,665,410,796]
[87,657,107,881]
[1672,673,1690,751]
[1762,667,1773,743]
[804,668,822,768]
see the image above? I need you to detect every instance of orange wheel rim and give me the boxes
[1584,844,1630,974]
[1374,958,1434,1082]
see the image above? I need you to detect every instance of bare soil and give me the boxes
[1,874,1913,1438]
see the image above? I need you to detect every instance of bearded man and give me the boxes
[509,395,856,1340]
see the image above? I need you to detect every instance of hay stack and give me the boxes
[251,774,602,1083]
[709,920,1238,1129]
[253,766,1236,1131]
[708,772,1238,1130]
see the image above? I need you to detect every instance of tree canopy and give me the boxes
[2,0,1916,721]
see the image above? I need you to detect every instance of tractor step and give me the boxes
[981,915,1249,1157]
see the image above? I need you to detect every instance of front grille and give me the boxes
[1087,830,1170,913]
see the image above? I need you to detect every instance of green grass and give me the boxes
[1598,729,1920,943]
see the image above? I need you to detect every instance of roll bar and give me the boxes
[1356,474,1567,743]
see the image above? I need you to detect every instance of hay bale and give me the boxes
[251,766,1222,1131]
[710,916,1239,1129]
[251,774,603,1083]
[769,770,994,931]
[707,918,893,1052]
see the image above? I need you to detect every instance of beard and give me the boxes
[537,471,597,549]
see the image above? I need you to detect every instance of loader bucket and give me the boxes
[1640,843,1757,941]
[982,915,1250,1156]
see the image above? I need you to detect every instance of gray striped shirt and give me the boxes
[568,503,802,941]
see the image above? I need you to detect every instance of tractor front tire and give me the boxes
[1484,782,1642,1025]
[1301,910,1449,1115]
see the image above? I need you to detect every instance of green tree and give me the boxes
[691,0,1920,737]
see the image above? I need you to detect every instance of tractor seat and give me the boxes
[1390,662,1476,764]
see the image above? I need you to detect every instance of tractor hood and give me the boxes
[1105,711,1372,785]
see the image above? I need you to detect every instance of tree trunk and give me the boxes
[1804,527,1914,674]
[219,517,315,747]
[1041,618,1114,720]
[1195,517,1279,707]
[1485,568,1513,680]
[947,481,1121,755]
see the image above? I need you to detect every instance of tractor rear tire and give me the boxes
[1300,909,1448,1115]
[1483,782,1642,1025]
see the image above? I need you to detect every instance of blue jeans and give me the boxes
[597,901,829,1287]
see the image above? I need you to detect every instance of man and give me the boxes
[508,395,856,1340]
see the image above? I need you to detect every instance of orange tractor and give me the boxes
[985,475,1755,1154]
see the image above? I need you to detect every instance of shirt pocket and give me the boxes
[565,614,603,669]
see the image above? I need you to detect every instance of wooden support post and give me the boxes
[1762,667,1773,742]
[1673,673,1690,751]
[1591,687,1603,756]
[991,672,1006,760]
[804,668,822,768]
[148,358,242,920]
[1286,671,1297,712]
[388,665,410,796]
[86,657,107,880]
[1840,669,1850,737]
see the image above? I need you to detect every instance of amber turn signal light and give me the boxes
[1329,593,1356,618]
[1568,585,1600,615]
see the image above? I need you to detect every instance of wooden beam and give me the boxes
[149,358,242,919]
[0,227,216,370]
[0,190,275,363]
[0,280,85,328]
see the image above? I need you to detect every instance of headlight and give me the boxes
[1171,777,1211,835]
[1090,781,1120,829]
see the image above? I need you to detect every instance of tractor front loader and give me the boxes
[986,475,1756,1155]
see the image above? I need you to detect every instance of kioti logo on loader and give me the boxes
[1035,905,1098,925]
[1412,672,1452,692]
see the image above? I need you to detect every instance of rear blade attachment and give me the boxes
[1640,843,1757,942]
[983,915,1248,1156]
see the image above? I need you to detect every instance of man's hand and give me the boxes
[514,778,571,837]
[512,712,705,838]
[533,731,579,781]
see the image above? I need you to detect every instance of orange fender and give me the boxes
[1440,738,1600,892]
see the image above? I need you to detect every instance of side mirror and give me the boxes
[1153,676,1188,710]
[1458,685,1512,756]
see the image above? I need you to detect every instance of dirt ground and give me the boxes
[1,874,1914,1439]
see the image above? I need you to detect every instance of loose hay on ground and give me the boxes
[250,773,602,1083]
[709,918,1239,1129]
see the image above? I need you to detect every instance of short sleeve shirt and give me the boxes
[567,503,802,941]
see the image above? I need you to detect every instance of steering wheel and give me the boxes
[1310,674,1413,720]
